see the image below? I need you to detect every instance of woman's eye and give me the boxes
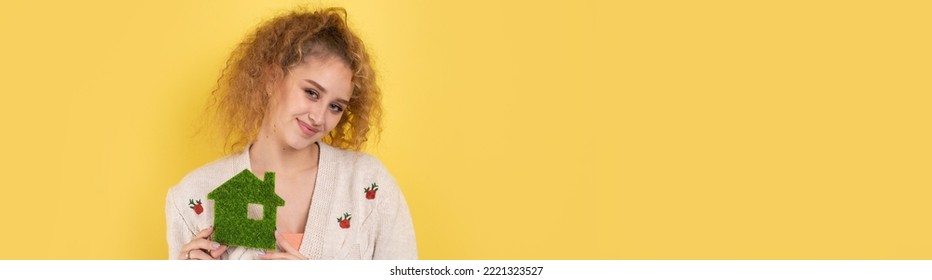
[305,89,319,99]
[329,103,344,113]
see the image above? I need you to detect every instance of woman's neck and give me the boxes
[248,131,319,176]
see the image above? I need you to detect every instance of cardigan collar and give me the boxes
[235,141,338,259]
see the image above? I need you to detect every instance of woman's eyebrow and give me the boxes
[304,78,349,105]
[304,79,327,93]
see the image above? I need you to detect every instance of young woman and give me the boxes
[165,7,417,260]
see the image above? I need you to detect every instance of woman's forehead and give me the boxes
[286,56,354,99]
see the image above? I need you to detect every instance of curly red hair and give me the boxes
[207,7,381,153]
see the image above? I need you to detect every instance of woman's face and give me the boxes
[264,55,354,151]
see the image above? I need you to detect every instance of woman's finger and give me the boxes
[194,226,214,239]
[180,238,222,255]
[178,228,224,260]
[185,249,216,260]
[209,244,228,259]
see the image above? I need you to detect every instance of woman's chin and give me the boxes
[284,136,319,151]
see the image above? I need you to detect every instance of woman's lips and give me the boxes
[297,119,319,137]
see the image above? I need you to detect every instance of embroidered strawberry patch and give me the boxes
[364,183,379,200]
[337,212,352,229]
[188,199,204,215]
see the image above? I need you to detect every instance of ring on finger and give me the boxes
[185,249,192,260]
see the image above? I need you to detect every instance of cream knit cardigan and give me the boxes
[165,141,418,260]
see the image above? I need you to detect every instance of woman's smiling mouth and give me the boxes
[297,118,320,137]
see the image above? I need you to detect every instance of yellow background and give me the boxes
[0,0,929,259]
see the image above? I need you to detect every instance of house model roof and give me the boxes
[208,170,284,206]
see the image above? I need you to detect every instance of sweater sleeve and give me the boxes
[372,169,418,259]
[166,188,195,260]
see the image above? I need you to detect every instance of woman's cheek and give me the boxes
[330,114,343,130]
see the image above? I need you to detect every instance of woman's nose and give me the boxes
[307,103,326,126]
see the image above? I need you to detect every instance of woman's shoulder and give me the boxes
[321,142,389,171]
[165,152,250,232]
[321,142,402,194]
[168,150,251,198]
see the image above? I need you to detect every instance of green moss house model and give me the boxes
[207,169,284,249]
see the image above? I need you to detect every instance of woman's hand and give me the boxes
[258,230,308,260]
[179,227,228,260]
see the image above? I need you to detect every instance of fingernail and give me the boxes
[257,250,266,256]
[211,242,220,249]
